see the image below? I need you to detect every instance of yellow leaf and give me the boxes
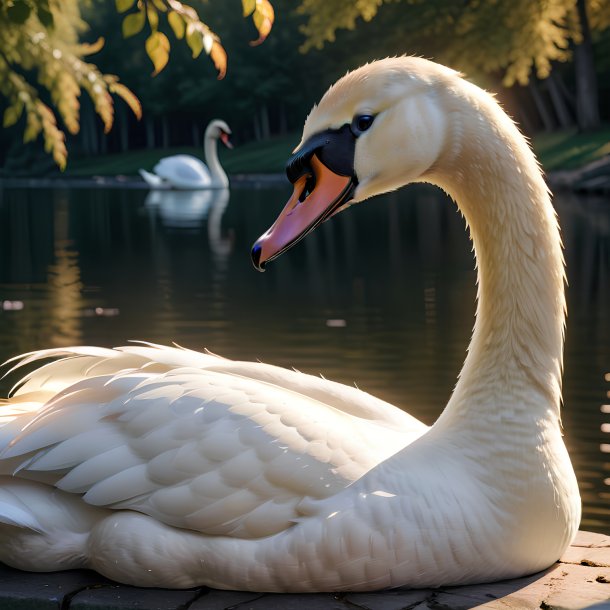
[109,81,142,120]
[145,31,170,75]
[79,37,105,56]
[242,0,256,17]
[147,4,159,30]
[115,0,135,13]
[186,23,204,58]
[168,11,185,39]
[250,0,274,46]
[24,112,41,143]
[3,101,24,128]
[122,10,146,38]
[210,41,227,80]
[151,0,167,11]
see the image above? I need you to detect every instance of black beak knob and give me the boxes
[251,243,266,272]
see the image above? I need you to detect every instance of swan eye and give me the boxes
[351,114,375,136]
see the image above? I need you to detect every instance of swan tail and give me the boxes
[0,478,103,571]
[139,169,166,188]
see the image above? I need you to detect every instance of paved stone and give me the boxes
[227,593,348,609]
[189,590,265,609]
[69,584,200,610]
[0,564,110,609]
[345,589,433,609]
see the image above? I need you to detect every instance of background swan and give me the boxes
[145,188,233,259]
[0,57,580,592]
[139,119,232,190]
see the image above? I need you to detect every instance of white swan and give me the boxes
[0,57,580,592]
[145,188,233,257]
[139,119,232,190]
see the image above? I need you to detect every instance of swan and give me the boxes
[145,188,233,257]
[139,119,232,190]
[0,57,581,592]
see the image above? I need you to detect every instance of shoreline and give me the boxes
[1,158,609,194]
[0,173,288,190]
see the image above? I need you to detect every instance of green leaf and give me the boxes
[145,31,170,74]
[122,10,146,38]
[3,102,24,128]
[6,1,32,24]
[168,11,185,39]
[115,0,136,13]
[186,23,204,58]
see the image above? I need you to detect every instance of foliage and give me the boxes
[0,0,141,168]
[0,0,276,168]
[298,0,610,86]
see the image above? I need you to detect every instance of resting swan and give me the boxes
[139,119,232,190]
[0,57,580,592]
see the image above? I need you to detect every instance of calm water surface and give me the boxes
[0,183,608,533]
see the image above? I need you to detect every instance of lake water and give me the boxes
[0,182,608,534]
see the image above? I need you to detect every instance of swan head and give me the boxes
[251,57,455,271]
[206,119,233,149]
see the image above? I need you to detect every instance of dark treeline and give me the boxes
[1,0,609,169]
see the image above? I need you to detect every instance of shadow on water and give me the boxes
[0,182,608,532]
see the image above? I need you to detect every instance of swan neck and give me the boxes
[204,132,228,188]
[431,90,565,426]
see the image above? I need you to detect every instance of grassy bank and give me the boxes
[531,124,610,171]
[64,133,298,177]
[45,124,610,178]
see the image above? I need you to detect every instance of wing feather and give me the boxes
[0,345,428,539]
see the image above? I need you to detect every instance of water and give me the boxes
[0,183,608,533]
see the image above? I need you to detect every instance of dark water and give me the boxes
[0,183,608,533]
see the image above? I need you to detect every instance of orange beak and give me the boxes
[220,131,233,149]
[251,154,355,271]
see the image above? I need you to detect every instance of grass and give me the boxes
[64,133,298,177]
[58,124,610,177]
[531,124,610,171]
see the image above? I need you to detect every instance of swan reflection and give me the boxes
[145,187,233,259]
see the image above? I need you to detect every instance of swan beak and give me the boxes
[251,154,355,271]
[220,131,233,149]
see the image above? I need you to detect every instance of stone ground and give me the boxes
[0,531,608,610]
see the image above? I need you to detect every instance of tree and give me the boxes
[0,0,275,168]
[298,0,610,130]
[0,0,142,168]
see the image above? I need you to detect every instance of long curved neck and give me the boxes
[204,131,228,188]
[430,83,565,431]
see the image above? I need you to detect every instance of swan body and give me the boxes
[139,119,232,190]
[0,57,580,592]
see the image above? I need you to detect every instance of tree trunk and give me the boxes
[546,71,574,129]
[279,102,288,135]
[161,115,169,148]
[574,0,600,130]
[253,112,261,141]
[260,104,271,140]
[83,104,99,156]
[528,79,556,132]
[99,123,107,154]
[192,121,201,147]
[145,117,155,148]
[118,104,129,152]
[80,105,92,156]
